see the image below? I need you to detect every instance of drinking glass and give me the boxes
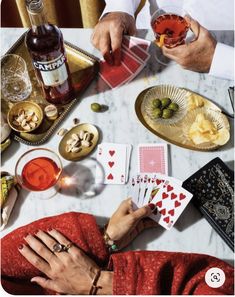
[151,6,190,65]
[15,148,63,199]
[1,54,32,102]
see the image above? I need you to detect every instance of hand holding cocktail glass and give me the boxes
[151,5,216,71]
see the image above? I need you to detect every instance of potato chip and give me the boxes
[188,94,204,110]
[188,113,229,145]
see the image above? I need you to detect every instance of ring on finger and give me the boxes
[52,242,73,253]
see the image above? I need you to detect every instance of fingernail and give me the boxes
[18,244,24,250]
[148,203,156,210]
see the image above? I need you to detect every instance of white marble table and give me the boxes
[1,28,234,264]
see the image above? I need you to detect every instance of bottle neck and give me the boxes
[27,5,48,32]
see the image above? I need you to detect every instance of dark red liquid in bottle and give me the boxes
[22,157,61,191]
[25,1,73,105]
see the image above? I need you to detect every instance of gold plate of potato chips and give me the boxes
[135,85,230,151]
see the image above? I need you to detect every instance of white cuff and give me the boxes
[209,43,234,81]
[102,0,141,18]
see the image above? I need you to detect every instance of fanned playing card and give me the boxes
[150,180,193,230]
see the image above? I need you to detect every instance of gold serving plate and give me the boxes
[1,31,99,145]
[135,85,230,151]
[59,123,99,161]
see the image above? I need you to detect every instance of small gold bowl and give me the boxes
[7,101,43,133]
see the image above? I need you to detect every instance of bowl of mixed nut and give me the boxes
[59,123,99,161]
[7,101,43,133]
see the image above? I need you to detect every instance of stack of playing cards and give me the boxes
[130,173,193,230]
[95,143,132,184]
[137,143,168,175]
[99,36,151,89]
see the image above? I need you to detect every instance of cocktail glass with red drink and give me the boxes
[151,6,190,65]
[15,148,63,199]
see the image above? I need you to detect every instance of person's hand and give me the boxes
[106,198,157,249]
[162,18,217,72]
[18,229,113,295]
[91,12,136,65]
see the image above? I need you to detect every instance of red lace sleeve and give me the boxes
[108,251,234,295]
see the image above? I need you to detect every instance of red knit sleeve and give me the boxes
[1,212,108,295]
[108,251,234,295]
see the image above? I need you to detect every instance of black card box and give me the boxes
[183,157,234,251]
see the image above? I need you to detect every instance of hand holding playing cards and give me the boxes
[106,198,157,250]
[92,12,136,65]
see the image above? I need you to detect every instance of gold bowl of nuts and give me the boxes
[7,101,43,133]
[59,123,99,161]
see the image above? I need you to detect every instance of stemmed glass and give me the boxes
[151,5,190,65]
[15,148,63,199]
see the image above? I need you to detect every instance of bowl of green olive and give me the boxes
[143,85,188,125]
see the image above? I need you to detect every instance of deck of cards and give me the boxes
[99,36,151,89]
[95,143,132,184]
[130,173,193,230]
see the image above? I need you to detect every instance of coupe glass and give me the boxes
[15,148,63,199]
[1,54,32,102]
[151,5,190,65]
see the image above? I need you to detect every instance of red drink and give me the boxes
[152,14,189,48]
[22,157,61,191]
[25,0,74,105]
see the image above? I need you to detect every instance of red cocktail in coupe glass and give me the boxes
[15,148,63,199]
[151,6,190,65]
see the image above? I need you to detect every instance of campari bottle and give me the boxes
[25,0,73,105]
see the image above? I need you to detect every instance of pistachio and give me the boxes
[21,119,27,127]
[71,147,82,153]
[23,123,31,131]
[79,130,85,139]
[83,132,91,142]
[57,128,68,136]
[32,115,39,122]
[81,140,90,147]
[29,122,37,129]
[65,144,72,153]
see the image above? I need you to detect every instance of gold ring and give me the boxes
[52,242,73,253]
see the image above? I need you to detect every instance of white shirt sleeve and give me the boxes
[102,0,141,17]
[209,43,234,81]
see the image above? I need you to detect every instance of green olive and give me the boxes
[152,108,162,119]
[91,103,102,112]
[151,98,161,108]
[161,98,172,108]
[162,108,174,119]
[168,102,179,111]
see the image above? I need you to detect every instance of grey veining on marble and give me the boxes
[0,28,234,264]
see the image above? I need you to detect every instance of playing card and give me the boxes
[138,144,168,175]
[126,145,132,182]
[143,174,183,205]
[138,174,149,207]
[95,143,127,184]
[129,174,141,209]
[123,35,151,51]
[99,60,132,89]
[122,44,150,64]
[121,49,144,74]
[150,181,193,230]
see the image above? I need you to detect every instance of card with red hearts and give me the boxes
[95,143,132,185]
[150,180,193,230]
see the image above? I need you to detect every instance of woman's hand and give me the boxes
[19,229,113,295]
[106,198,157,249]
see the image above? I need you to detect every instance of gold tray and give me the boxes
[135,86,230,151]
[1,31,99,146]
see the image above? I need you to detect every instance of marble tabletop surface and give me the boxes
[1,28,234,264]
